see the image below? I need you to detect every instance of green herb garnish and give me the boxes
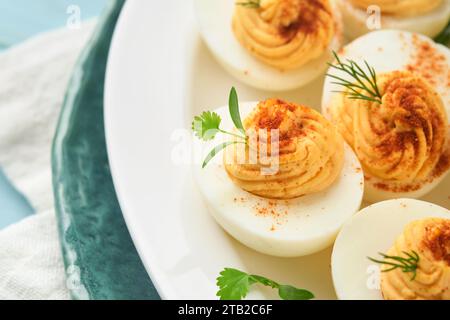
[327,51,382,104]
[192,111,222,141]
[236,0,261,8]
[228,87,245,134]
[216,268,315,300]
[368,250,420,281]
[435,20,450,47]
[192,88,247,168]
[201,141,243,169]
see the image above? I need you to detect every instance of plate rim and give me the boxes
[104,0,450,301]
[104,0,169,299]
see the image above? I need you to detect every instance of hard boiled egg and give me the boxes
[332,198,450,300]
[337,0,450,40]
[194,0,343,91]
[192,102,364,257]
[322,30,450,202]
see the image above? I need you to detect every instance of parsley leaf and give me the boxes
[216,268,256,300]
[192,88,247,168]
[278,285,315,300]
[216,268,315,300]
[192,111,222,141]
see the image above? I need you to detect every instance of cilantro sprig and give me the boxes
[216,268,315,300]
[192,88,247,168]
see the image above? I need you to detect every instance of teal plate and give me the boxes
[52,0,159,300]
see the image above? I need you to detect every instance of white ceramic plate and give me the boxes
[332,199,450,300]
[104,0,450,300]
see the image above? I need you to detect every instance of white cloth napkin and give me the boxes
[0,21,96,300]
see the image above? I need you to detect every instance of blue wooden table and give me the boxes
[0,0,107,229]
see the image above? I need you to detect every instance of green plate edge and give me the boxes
[51,0,160,300]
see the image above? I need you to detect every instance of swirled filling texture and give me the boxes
[329,71,449,193]
[232,0,335,70]
[349,0,443,17]
[224,99,344,199]
[381,218,450,300]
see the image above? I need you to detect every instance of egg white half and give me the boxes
[192,102,364,257]
[337,0,450,40]
[332,198,450,300]
[194,0,344,92]
[322,30,450,202]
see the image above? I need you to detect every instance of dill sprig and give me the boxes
[327,51,382,104]
[236,0,261,8]
[368,250,420,281]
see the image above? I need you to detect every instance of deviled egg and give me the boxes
[194,0,343,91]
[192,89,364,257]
[322,30,450,202]
[332,198,450,300]
[337,0,450,40]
